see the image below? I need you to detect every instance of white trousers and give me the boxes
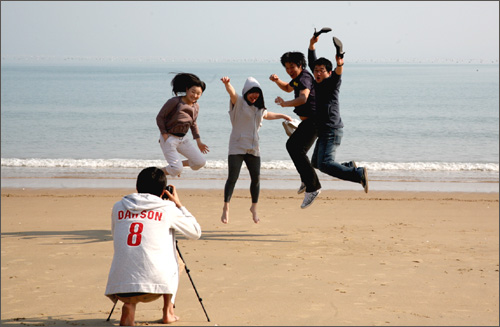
[159,134,206,176]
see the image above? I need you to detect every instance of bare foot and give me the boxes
[221,203,229,224]
[250,204,259,223]
[162,312,179,323]
[162,314,179,324]
[161,168,180,178]
[120,303,136,326]
[162,304,179,324]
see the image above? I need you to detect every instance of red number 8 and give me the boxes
[127,222,143,246]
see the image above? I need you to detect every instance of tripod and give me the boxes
[176,240,210,322]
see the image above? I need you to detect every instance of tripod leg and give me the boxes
[176,241,211,322]
[106,299,118,321]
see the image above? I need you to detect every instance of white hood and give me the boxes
[119,193,168,214]
[242,77,261,95]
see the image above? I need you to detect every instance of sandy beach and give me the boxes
[1,187,498,326]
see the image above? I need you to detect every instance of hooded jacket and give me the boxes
[105,193,201,303]
[228,77,267,157]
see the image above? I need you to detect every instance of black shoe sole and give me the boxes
[313,27,332,37]
[333,36,345,58]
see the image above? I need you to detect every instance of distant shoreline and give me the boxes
[2,55,499,65]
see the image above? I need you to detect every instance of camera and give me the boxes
[162,185,173,200]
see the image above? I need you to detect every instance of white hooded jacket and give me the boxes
[105,193,201,303]
[228,77,267,157]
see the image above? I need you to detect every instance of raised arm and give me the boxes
[308,35,319,71]
[309,34,344,76]
[269,74,294,93]
[221,76,238,105]
[334,55,344,76]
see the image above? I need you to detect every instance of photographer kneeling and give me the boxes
[105,167,201,326]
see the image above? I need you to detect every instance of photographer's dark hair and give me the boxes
[244,87,266,109]
[136,167,167,197]
[313,57,333,72]
[280,52,307,70]
[171,73,206,95]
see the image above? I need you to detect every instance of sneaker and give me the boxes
[333,36,345,58]
[297,182,306,194]
[361,167,369,193]
[282,119,300,137]
[301,189,321,209]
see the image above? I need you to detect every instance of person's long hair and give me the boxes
[244,87,265,109]
[171,73,206,95]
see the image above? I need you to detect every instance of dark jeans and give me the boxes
[286,118,321,192]
[312,128,363,183]
[224,154,261,203]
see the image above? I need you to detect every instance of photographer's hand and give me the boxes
[165,185,183,208]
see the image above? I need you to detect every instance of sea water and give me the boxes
[1,58,498,191]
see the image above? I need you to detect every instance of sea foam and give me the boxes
[1,158,498,172]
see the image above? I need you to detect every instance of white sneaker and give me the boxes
[361,167,369,193]
[301,189,321,209]
[282,119,300,137]
[297,182,306,194]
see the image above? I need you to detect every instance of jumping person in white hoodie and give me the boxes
[105,167,201,326]
[220,76,292,224]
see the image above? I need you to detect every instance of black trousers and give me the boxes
[286,118,321,192]
[224,154,261,203]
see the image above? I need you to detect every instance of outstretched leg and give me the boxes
[286,119,321,194]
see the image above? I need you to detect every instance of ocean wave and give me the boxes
[1,158,498,172]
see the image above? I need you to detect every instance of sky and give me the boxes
[1,1,499,62]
